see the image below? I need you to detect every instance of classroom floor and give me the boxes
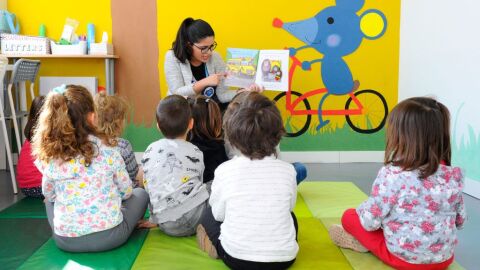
[1,163,478,270]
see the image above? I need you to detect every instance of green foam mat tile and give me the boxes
[18,229,148,270]
[0,197,46,219]
[0,218,51,270]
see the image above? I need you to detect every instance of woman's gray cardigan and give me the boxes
[164,50,236,103]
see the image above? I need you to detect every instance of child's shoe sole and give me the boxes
[328,224,368,253]
[196,224,219,259]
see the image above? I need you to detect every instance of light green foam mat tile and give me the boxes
[18,229,148,270]
[298,182,367,219]
[132,217,352,270]
[131,228,227,270]
[298,181,464,270]
[0,197,46,219]
[294,193,313,218]
[291,217,352,270]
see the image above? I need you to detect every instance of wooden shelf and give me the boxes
[0,54,119,59]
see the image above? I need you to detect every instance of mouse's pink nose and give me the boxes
[272,18,283,28]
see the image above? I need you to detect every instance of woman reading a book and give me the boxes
[164,17,262,111]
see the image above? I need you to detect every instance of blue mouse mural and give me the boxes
[273,0,387,129]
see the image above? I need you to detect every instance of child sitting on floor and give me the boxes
[139,95,209,236]
[33,84,148,252]
[94,91,142,187]
[329,97,466,270]
[196,92,299,269]
[17,96,45,198]
[187,96,228,191]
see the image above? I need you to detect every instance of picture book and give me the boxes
[224,48,289,91]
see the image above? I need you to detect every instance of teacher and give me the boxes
[164,18,262,111]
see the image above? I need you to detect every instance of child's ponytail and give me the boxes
[32,91,76,162]
[206,98,222,139]
[32,85,97,165]
[189,96,222,141]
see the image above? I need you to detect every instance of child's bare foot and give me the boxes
[137,219,157,229]
[196,224,218,259]
[328,224,368,252]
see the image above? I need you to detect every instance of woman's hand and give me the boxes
[194,73,227,93]
[204,73,227,86]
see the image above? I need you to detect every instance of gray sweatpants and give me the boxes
[158,200,207,237]
[46,188,149,252]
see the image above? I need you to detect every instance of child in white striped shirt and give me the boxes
[196,92,299,270]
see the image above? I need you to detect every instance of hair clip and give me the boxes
[205,98,210,103]
[52,84,67,95]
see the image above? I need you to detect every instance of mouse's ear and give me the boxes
[336,0,364,12]
[360,9,387,40]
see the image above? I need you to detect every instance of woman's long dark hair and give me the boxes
[172,18,214,63]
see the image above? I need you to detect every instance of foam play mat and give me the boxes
[0,182,464,269]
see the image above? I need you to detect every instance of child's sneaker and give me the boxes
[328,224,368,252]
[196,224,218,259]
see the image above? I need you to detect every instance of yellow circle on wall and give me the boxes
[360,12,385,38]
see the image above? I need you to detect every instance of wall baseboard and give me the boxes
[135,151,384,164]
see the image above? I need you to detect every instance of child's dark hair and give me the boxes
[385,97,451,178]
[188,96,222,141]
[24,96,45,141]
[32,85,97,166]
[223,92,285,159]
[172,17,215,63]
[156,95,192,139]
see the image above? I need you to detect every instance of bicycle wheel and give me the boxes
[345,89,388,134]
[273,91,312,137]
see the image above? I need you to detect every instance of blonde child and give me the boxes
[329,97,466,270]
[139,95,209,236]
[94,91,142,187]
[17,96,45,198]
[187,96,228,190]
[196,92,299,269]
[33,85,148,252]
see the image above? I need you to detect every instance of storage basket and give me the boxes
[0,33,50,55]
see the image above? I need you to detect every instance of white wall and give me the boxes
[399,0,480,198]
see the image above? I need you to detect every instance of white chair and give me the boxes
[0,55,18,194]
[7,59,40,153]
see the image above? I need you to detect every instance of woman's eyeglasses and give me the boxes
[192,42,217,54]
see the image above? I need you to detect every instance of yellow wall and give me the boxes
[157,0,400,131]
[7,0,112,92]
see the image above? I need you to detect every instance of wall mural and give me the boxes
[271,0,388,138]
[154,0,400,152]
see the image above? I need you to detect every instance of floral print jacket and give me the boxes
[37,136,133,237]
[357,164,466,264]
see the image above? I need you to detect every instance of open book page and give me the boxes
[255,50,289,91]
[224,48,259,88]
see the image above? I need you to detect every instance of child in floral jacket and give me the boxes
[329,97,466,270]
